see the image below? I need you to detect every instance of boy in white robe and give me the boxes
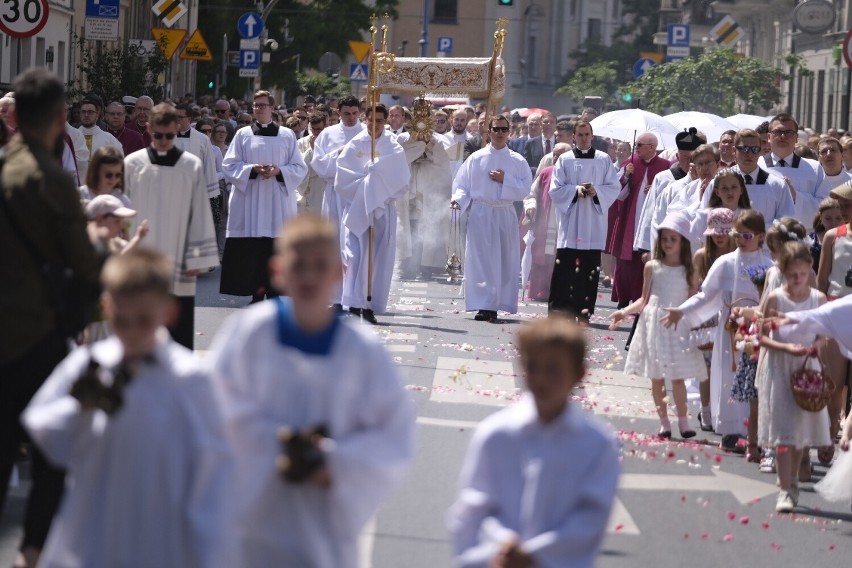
[448,316,620,568]
[22,250,236,568]
[221,89,307,303]
[547,120,620,319]
[123,103,219,349]
[452,115,532,322]
[211,214,414,567]
[311,96,365,307]
[335,104,411,324]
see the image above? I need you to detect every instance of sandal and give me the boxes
[817,445,835,466]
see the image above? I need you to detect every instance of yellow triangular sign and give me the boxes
[349,40,371,63]
[180,29,213,61]
[152,27,187,60]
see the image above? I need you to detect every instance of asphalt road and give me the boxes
[3,268,851,566]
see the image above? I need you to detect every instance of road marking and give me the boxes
[619,468,778,505]
[607,498,640,535]
[401,282,428,288]
[417,416,481,429]
[394,305,426,312]
[384,332,418,341]
[429,357,519,406]
[359,517,377,568]
[387,345,416,353]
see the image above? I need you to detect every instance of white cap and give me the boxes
[85,194,136,219]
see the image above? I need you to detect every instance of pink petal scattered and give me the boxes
[739,516,749,525]
[722,534,733,542]
[829,544,836,551]
[714,455,723,463]
[771,543,781,551]
[761,522,770,529]
[701,533,710,540]
[614,524,624,532]
[727,511,736,520]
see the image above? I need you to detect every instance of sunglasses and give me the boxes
[730,231,756,240]
[490,126,510,133]
[200,129,213,134]
[152,132,176,140]
[736,145,761,154]
[770,129,796,137]
[253,103,271,109]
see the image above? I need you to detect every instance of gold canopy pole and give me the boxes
[481,19,508,148]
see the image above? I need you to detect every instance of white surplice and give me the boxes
[176,128,220,196]
[296,135,327,213]
[78,125,123,158]
[210,302,414,568]
[453,145,532,313]
[66,122,90,182]
[336,129,411,313]
[678,249,773,435]
[22,334,236,568]
[548,150,620,250]
[634,168,688,251]
[760,153,825,229]
[447,396,620,568]
[222,125,308,238]
[124,148,219,296]
[312,122,366,233]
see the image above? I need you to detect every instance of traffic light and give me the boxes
[206,72,216,92]
[498,0,514,5]
[622,92,633,103]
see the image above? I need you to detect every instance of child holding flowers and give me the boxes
[757,241,830,513]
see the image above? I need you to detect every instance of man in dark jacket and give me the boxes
[0,69,101,568]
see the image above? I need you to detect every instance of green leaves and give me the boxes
[555,61,621,107]
[631,49,785,116]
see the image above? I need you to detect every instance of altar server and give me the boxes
[211,214,414,567]
[547,120,620,319]
[335,103,411,324]
[220,90,307,303]
[452,115,532,322]
[123,103,219,349]
[23,250,235,568]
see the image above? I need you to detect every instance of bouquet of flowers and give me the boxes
[742,263,773,297]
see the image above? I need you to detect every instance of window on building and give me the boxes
[588,19,602,44]
[58,41,66,81]
[433,0,458,23]
[612,0,619,19]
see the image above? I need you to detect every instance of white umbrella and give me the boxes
[663,111,739,143]
[590,109,680,150]
[725,113,767,130]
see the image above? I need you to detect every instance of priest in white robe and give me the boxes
[220,90,307,303]
[452,115,532,322]
[210,298,414,568]
[311,96,365,306]
[336,104,411,323]
[547,121,619,319]
[296,114,328,213]
[124,105,219,348]
[23,332,237,568]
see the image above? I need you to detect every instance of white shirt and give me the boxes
[759,152,825,227]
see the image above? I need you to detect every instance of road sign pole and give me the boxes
[221,33,228,93]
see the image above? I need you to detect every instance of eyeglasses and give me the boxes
[253,103,271,109]
[819,147,840,156]
[736,145,762,154]
[635,142,654,147]
[770,129,796,137]
[152,132,176,140]
[102,172,122,179]
[490,126,510,133]
[297,116,309,121]
[105,112,124,116]
[199,128,213,134]
[730,231,756,240]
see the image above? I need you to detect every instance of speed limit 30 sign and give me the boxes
[0,0,50,39]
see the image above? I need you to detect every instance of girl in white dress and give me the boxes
[610,211,706,439]
[756,241,830,513]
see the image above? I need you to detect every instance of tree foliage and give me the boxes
[626,49,785,115]
[68,34,168,103]
[196,0,397,102]
[554,61,621,107]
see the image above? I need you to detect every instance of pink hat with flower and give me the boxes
[703,208,736,237]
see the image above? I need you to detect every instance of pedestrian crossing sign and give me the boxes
[350,63,369,82]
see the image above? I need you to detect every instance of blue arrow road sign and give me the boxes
[632,58,657,79]
[667,24,690,47]
[237,12,264,39]
[86,0,119,18]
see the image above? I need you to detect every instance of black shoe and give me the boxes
[474,310,489,321]
[721,434,744,453]
[362,309,378,325]
[331,303,343,313]
[487,310,499,323]
[697,411,714,432]
[348,307,362,317]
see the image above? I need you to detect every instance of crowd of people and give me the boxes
[2,63,852,567]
